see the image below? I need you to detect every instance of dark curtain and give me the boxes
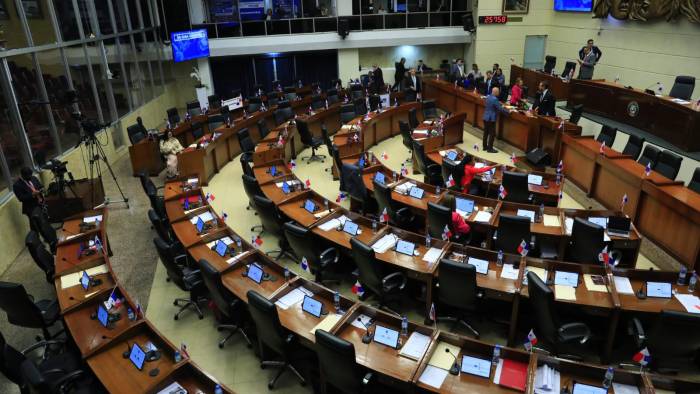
[211,56,256,99]
[254,57,276,92]
[274,56,295,88]
[294,51,337,89]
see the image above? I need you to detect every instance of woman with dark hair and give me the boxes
[438,193,471,238]
[461,154,497,195]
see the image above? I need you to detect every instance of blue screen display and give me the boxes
[215,241,228,257]
[304,200,316,213]
[81,271,90,290]
[554,0,593,12]
[302,295,323,317]
[129,343,146,370]
[374,172,385,184]
[97,304,109,327]
[171,29,210,63]
[247,264,264,283]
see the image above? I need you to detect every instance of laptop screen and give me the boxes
[374,172,385,185]
[304,199,316,213]
[196,217,205,233]
[456,198,475,215]
[81,271,90,290]
[342,220,359,236]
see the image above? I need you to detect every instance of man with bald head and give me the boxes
[482,86,512,153]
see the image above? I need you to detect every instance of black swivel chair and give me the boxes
[257,119,270,139]
[246,290,307,389]
[29,208,57,254]
[568,104,583,125]
[494,214,533,255]
[637,145,661,169]
[148,208,175,244]
[166,107,180,124]
[654,150,683,180]
[502,171,532,204]
[207,114,225,131]
[543,55,556,74]
[441,157,467,192]
[153,237,206,320]
[408,107,419,130]
[350,238,407,313]
[0,282,61,340]
[296,119,325,163]
[321,125,335,173]
[283,222,339,283]
[315,329,374,394]
[622,135,645,160]
[25,232,55,284]
[399,120,413,162]
[267,92,279,107]
[252,196,294,261]
[274,101,294,124]
[143,177,166,219]
[340,104,356,123]
[527,271,591,359]
[199,259,251,349]
[353,97,368,115]
[208,94,220,109]
[422,100,438,119]
[284,86,298,101]
[689,167,700,194]
[566,217,620,264]
[237,128,255,173]
[412,140,443,186]
[186,100,201,116]
[326,88,340,105]
[311,94,325,110]
[350,84,364,100]
[127,124,147,144]
[190,121,204,140]
[596,125,617,147]
[669,76,695,100]
[248,97,263,113]
[561,61,576,78]
[242,173,264,213]
[403,87,417,103]
[436,259,481,337]
[372,179,416,231]
[341,163,375,215]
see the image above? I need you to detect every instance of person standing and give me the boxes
[393,57,407,91]
[494,68,506,86]
[578,39,602,62]
[509,77,524,106]
[372,64,385,93]
[482,86,512,153]
[483,70,497,95]
[451,58,465,82]
[577,46,597,80]
[404,68,421,100]
[469,63,482,80]
[533,81,556,116]
[13,166,44,228]
[160,131,185,179]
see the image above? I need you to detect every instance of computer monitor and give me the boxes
[247,263,264,284]
[302,295,323,318]
[97,304,109,328]
[215,240,228,257]
[81,271,91,291]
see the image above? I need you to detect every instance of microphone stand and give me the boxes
[445,348,461,375]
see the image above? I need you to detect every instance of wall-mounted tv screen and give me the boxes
[171,29,210,63]
[554,0,593,12]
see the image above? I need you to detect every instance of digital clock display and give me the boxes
[478,15,508,24]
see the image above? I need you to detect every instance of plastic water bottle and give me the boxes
[284,267,291,282]
[492,344,501,366]
[689,272,697,292]
[539,204,545,222]
[497,250,504,267]
[372,220,378,233]
[324,199,329,211]
[401,316,408,337]
[678,265,688,285]
[435,185,441,195]
[173,350,182,363]
[214,384,223,394]
[425,233,431,248]
[602,366,614,389]
[334,291,340,310]
[393,172,398,182]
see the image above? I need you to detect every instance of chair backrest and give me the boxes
[247,290,287,355]
[266,92,279,107]
[637,145,661,168]
[647,310,700,364]
[544,55,556,74]
[127,124,146,145]
[253,195,284,236]
[399,120,413,150]
[408,108,419,129]
[0,282,44,329]
[148,209,172,243]
[350,238,382,295]
[321,125,332,153]
[257,119,270,139]
[296,119,313,145]
[441,158,466,189]
[341,163,367,202]
[669,76,695,100]
[153,236,187,290]
[331,78,342,89]
[247,97,262,113]
[186,100,201,116]
[568,217,604,263]
[596,125,617,147]
[315,329,362,393]
[353,97,367,115]
[412,140,430,175]
[0,330,27,387]
[198,259,236,319]
[207,114,224,131]
[568,104,583,125]
[527,271,558,345]
[350,84,364,100]
[242,174,264,208]
[438,259,478,309]
[191,121,204,140]
[689,167,700,194]
[237,128,255,153]
[274,101,294,124]
[422,99,438,119]
[561,61,576,78]
[502,171,530,203]
[372,179,400,221]
[311,94,324,110]
[29,208,57,250]
[496,214,531,254]
[326,89,339,104]
[166,107,180,124]
[654,150,683,180]
[427,202,452,240]
[208,94,220,109]
[25,231,54,282]
[340,104,356,123]
[622,134,645,160]
[283,222,323,270]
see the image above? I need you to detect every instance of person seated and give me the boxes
[438,193,472,239]
[160,131,184,179]
[461,154,497,195]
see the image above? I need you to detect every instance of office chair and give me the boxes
[266,92,279,107]
[427,202,470,244]
[142,176,166,218]
[422,100,438,119]
[271,80,282,91]
[153,236,206,320]
[25,232,55,284]
[274,101,294,124]
[186,100,201,116]
[166,107,180,125]
[29,208,57,254]
[257,118,270,139]
[326,88,340,105]
[190,121,204,141]
[622,135,645,160]
[237,128,255,169]
[246,290,307,389]
[568,104,583,125]
[350,238,407,314]
[340,104,356,123]
[372,179,416,231]
[543,55,557,74]
[399,120,413,161]
[526,271,591,359]
[436,259,481,338]
[412,140,443,186]
[208,94,220,109]
[441,156,467,192]
[242,174,264,213]
[296,119,326,163]
[494,214,533,255]
[350,84,364,100]
[637,145,661,169]
[0,282,61,341]
[331,78,342,90]
[353,97,368,115]
[566,217,620,264]
[654,150,683,180]
[340,163,374,215]
[368,95,380,111]
[220,104,230,123]
[311,94,325,110]
[596,125,617,147]
[248,97,262,113]
[689,167,700,194]
[669,76,695,100]
[253,84,264,96]
[283,222,339,283]
[408,107,419,130]
[148,208,175,245]
[207,114,225,131]
[315,329,374,394]
[561,61,576,78]
[199,259,251,349]
[284,86,298,101]
[502,171,532,204]
[321,125,335,173]
[126,124,146,144]
[252,196,294,261]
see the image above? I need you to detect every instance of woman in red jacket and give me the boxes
[439,193,471,239]
[461,154,497,195]
[509,77,524,106]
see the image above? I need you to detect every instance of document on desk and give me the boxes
[525,266,547,283]
[418,365,449,389]
[309,314,342,335]
[534,364,560,394]
[60,264,109,289]
[352,314,373,329]
[554,271,579,287]
[275,287,312,310]
[572,382,607,394]
[83,215,103,223]
[313,210,332,219]
[190,211,214,224]
[372,234,397,254]
[675,294,700,313]
[612,383,640,394]
[422,247,443,264]
[474,210,492,223]
[543,214,560,227]
[399,332,431,361]
[554,285,577,301]
[318,216,345,232]
[564,217,574,235]
[226,251,251,265]
[527,174,543,186]
[583,274,609,293]
[614,276,635,295]
[157,381,187,394]
[500,264,520,280]
[516,209,536,223]
[461,355,491,378]
[428,341,462,370]
[467,257,490,275]
[394,182,416,195]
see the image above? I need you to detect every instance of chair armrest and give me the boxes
[382,272,407,292]
[21,339,65,355]
[183,269,202,288]
[319,247,339,267]
[558,322,591,344]
[627,317,646,347]
[174,254,189,267]
[49,369,85,389]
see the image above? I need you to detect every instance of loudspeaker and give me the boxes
[338,19,349,39]
[462,12,475,32]
[526,148,552,167]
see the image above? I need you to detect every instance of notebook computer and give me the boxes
[607,216,631,238]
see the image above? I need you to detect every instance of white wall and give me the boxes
[338,48,360,82]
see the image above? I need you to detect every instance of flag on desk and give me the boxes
[599,141,606,154]
[621,194,629,211]
[442,225,452,241]
[598,246,611,265]
[556,160,563,174]
[305,179,311,189]
[180,342,190,358]
[222,212,228,222]
[524,329,538,351]
[308,105,313,114]
[205,193,215,202]
[633,347,651,366]
[499,185,508,200]
[517,239,530,256]
[401,163,408,177]
[336,192,347,203]
[288,160,296,170]
[559,119,565,130]
[429,303,436,322]
[358,156,365,168]
[381,151,389,160]
[380,208,389,224]
[510,152,517,165]
[645,162,652,177]
[252,235,263,248]
[446,174,456,188]
[352,280,365,297]
[300,257,310,272]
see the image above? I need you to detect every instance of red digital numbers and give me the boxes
[479,15,508,24]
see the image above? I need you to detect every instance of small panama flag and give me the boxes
[598,246,611,265]
[473,144,480,152]
[351,280,365,297]
[288,159,296,170]
[621,193,629,211]
[381,151,389,160]
[632,347,651,366]
[305,179,311,189]
[183,198,189,210]
[599,141,606,154]
[252,235,263,248]
[645,162,652,177]
[205,192,215,202]
[445,174,456,188]
[278,135,285,146]
[499,185,508,200]
[524,329,538,351]
[222,212,228,222]
[510,152,517,165]
[400,163,408,177]
[442,224,452,241]
[559,119,565,130]
[300,257,310,272]
[517,239,530,256]
[308,105,313,114]
[429,302,436,322]
[336,192,346,203]
[180,342,190,358]
[380,207,389,224]
[556,160,563,174]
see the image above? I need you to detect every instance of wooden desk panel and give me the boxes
[128,139,163,176]
[221,253,290,302]
[510,65,571,100]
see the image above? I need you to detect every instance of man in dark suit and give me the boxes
[393,57,406,91]
[482,70,499,95]
[372,64,385,93]
[578,39,602,62]
[533,81,556,116]
[13,166,44,226]
[404,68,421,101]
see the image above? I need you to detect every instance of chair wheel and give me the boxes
[174,315,179,321]
[260,363,266,370]
[173,300,178,306]
[218,343,224,349]
[198,314,204,320]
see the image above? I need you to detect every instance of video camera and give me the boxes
[42,159,69,176]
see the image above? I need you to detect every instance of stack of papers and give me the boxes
[534,364,560,394]
[60,265,109,289]
[614,276,635,294]
[372,234,397,253]
[474,211,492,223]
[612,383,640,394]
[543,214,560,227]
[275,287,313,310]
[675,294,700,313]
[418,365,449,389]
[275,180,301,188]
[501,264,520,280]
[467,257,489,275]
[583,274,609,293]
[190,211,214,224]
[516,209,536,223]
[554,285,577,301]
[554,271,579,287]
[83,215,103,223]
[157,381,187,394]
[399,332,431,361]
[422,247,443,264]
[394,182,416,195]
[309,314,342,334]
[318,215,349,231]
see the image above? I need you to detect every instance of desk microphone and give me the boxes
[636,281,647,300]
[357,317,374,344]
[444,348,461,375]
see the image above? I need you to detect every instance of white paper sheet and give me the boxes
[614,276,635,294]
[418,365,449,389]
[516,209,536,223]
[674,294,700,314]
[275,288,306,310]
[399,332,431,361]
[564,217,574,235]
[422,247,443,264]
[372,234,397,254]
[190,211,214,224]
[60,264,109,289]
[474,211,492,223]
[500,264,520,280]
[534,364,561,394]
[83,215,103,223]
[467,257,489,275]
[612,383,640,394]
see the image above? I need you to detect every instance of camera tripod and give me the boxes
[81,128,129,209]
